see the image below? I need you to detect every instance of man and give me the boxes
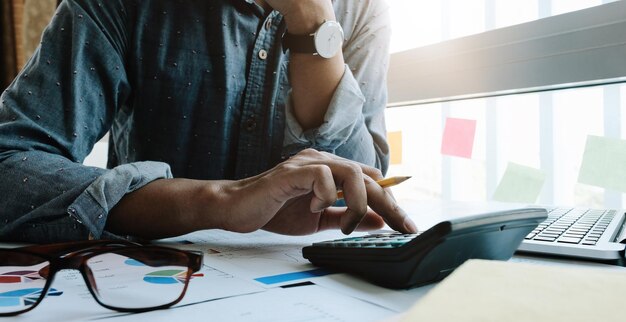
[0,0,417,242]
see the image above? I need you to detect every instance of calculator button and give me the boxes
[312,242,333,247]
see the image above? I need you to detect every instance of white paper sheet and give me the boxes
[97,284,394,322]
[161,229,366,288]
[312,273,435,313]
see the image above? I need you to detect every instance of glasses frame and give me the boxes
[0,239,203,316]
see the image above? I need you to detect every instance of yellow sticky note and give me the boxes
[578,135,626,192]
[388,131,403,165]
[493,162,545,203]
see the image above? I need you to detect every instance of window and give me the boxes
[385,0,626,208]
[389,0,614,54]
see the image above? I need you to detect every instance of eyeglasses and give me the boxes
[0,240,203,316]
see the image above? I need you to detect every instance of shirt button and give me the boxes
[265,18,273,30]
[245,119,257,131]
[258,49,268,60]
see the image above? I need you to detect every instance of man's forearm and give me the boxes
[105,178,226,239]
[283,1,345,130]
[289,52,344,130]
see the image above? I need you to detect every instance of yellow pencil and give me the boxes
[336,176,411,200]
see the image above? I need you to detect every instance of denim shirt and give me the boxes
[0,0,391,242]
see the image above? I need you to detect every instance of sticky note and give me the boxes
[493,162,545,203]
[578,135,626,192]
[441,118,476,158]
[387,131,403,165]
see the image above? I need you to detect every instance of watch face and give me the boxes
[314,21,344,59]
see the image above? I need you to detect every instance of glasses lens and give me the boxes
[85,248,192,310]
[0,251,51,314]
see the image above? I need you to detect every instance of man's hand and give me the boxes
[216,149,418,235]
[106,149,417,239]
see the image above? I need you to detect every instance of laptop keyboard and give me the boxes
[525,208,616,245]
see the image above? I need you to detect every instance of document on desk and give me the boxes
[164,229,364,288]
[16,262,264,322]
[161,229,437,315]
[312,273,436,313]
[401,259,626,322]
[93,284,394,322]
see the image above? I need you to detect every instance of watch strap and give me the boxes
[282,32,316,54]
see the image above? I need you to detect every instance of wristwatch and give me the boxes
[283,20,344,59]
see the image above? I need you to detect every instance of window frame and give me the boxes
[387,1,626,107]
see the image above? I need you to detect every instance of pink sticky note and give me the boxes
[441,118,476,158]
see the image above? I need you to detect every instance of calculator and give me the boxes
[303,207,547,289]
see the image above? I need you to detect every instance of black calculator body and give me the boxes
[303,207,547,289]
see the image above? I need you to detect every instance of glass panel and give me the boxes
[389,1,442,53]
[385,104,442,201]
[551,0,603,15]
[552,87,604,206]
[389,0,615,53]
[494,0,538,28]
[448,99,487,201]
[446,0,486,40]
[385,83,626,208]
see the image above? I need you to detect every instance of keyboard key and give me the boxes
[533,236,557,242]
[538,233,560,238]
[562,233,585,238]
[557,237,581,244]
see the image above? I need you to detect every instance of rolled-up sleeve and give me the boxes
[66,161,172,240]
[0,0,169,242]
[283,0,392,174]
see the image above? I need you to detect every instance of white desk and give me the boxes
[5,200,626,321]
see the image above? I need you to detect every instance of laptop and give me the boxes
[399,200,626,264]
[517,207,626,263]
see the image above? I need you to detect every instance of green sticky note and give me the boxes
[493,163,545,203]
[578,135,626,192]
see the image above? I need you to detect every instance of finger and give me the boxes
[291,149,383,183]
[316,151,384,181]
[325,161,368,234]
[282,150,380,233]
[364,176,418,233]
[265,164,335,209]
[353,210,385,231]
[317,207,385,231]
[284,164,337,212]
[308,166,337,212]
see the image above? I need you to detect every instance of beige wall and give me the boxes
[22,0,56,65]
